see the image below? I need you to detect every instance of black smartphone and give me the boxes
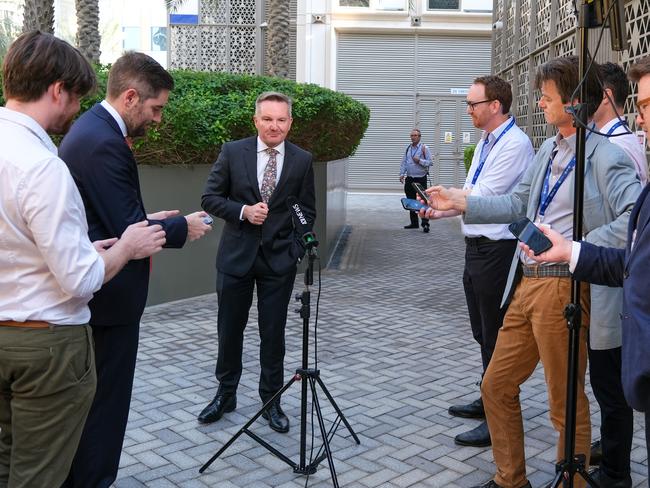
[411,182,430,204]
[508,217,553,255]
[401,198,428,212]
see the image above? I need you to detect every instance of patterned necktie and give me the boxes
[260,148,278,203]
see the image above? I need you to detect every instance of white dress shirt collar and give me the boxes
[0,107,57,154]
[100,100,128,137]
[257,137,285,156]
[600,117,627,134]
[486,115,514,140]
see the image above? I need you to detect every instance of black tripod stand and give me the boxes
[549,0,625,485]
[200,237,360,487]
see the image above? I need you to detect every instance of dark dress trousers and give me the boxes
[201,136,315,402]
[58,103,188,488]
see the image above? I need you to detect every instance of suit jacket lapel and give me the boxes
[93,103,147,214]
[244,138,263,202]
[628,184,650,259]
[271,143,293,204]
[528,142,554,220]
[92,103,125,140]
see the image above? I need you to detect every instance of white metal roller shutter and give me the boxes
[337,31,490,191]
[337,34,416,93]
[416,36,492,93]
[346,94,415,191]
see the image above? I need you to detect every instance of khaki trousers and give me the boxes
[0,325,96,488]
[482,276,591,488]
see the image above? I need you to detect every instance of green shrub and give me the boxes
[463,144,476,174]
[0,67,370,165]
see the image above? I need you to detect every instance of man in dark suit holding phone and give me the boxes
[59,52,211,488]
[199,92,316,433]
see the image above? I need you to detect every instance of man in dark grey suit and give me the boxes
[199,92,316,433]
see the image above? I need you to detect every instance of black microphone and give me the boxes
[287,196,318,248]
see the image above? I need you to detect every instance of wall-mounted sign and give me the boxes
[462,132,471,144]
[444,132,454,143]
[450,88,469,95]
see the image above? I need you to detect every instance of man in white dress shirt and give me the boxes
[0,31,165,488]
[594,62,647,184]
[427,76,534,447]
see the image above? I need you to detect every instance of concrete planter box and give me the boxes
[139,158,347,306]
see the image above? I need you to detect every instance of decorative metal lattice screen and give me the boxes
[492,0,649,148]
[169,0,297,78]
[169,0,258,74]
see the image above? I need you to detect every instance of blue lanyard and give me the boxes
[538,129,593,218]
[410,144,422,161]
[471,117,516,185]
[606,119,626,136]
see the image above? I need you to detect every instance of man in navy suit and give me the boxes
[521,56,650,484]
[59,52,211,488]
[199,92,316,433]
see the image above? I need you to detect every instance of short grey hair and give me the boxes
[255,91,292,117]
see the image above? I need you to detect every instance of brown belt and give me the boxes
[0,320,51,329]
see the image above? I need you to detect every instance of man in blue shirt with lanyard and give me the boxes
[422,57,641,488]
[427,76,534,448]
[585,61,647,487]
[400,128,432,232]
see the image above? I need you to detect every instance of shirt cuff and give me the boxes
[239,205,246,221]
[569,241,581,273]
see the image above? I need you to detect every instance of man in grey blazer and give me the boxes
[422,57,641,488]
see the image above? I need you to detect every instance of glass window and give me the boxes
[151,27,167,51]
[428,0,460,9]
[122,27,140,50]
[339,0,369,6]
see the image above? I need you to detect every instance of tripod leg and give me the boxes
[315,376,361,444]
[308,377,340,488]
[199,375,299,473]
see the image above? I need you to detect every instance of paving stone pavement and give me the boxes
[116,193,648,488]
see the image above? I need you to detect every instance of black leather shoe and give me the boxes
[404,224,419,229]
[590,439,602,466]
[449,397,485,419]
[471,480,531,488]
[454,420,491,447]
[197,392,236,424]
[422,224,430,233]
[587,467,632,488]
[261,401,290,433]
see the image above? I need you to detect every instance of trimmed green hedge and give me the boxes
[1,67,370,165]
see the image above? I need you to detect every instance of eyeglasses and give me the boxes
[465,99,495,111]
[636,95,650,119]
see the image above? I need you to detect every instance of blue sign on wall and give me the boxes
[169,14,199,25]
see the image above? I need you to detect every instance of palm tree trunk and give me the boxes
[266,0,290,78]
[75,0,101,63]
[22,0,54,33]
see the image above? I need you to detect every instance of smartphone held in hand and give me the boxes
[401,198,428,212]
[411,182,430,204]
[508,217,553,255]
